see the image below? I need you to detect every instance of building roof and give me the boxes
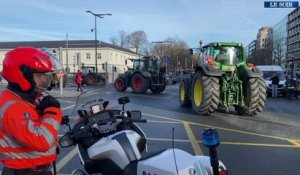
[0,40,138,54]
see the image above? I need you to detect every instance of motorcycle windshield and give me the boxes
[71,89,106,121]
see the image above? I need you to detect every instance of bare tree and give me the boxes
[119,31,129,48]
[128,30,148,53]
[150,37,190,73]
[273,43,285,65]
[110,30,129,47]
[110,36,118,46]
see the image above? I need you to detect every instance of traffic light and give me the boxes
[189,49,193,55]
[102,63,105,69]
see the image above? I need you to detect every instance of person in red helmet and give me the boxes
[0,47,62,175]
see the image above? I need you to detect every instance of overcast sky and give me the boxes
[0,0,296,48]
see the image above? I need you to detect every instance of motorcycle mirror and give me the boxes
[59,134,75,148]
[130,110,142,120]
[202,128,220,148]
[118,96,130,105]
[61,115,70,125]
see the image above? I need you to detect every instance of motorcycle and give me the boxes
[59,89,228,175]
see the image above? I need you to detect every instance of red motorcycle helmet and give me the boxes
[1,47,54,91]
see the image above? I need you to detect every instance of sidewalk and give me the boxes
[46,83,113,98]
[46,85,81,99]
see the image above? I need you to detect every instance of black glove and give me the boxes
[39,95,60,113]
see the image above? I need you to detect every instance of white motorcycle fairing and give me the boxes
[87,130,142,169]
[77,130,143,174]
[137,148,225,175]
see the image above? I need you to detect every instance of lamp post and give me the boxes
[86,11,111,77]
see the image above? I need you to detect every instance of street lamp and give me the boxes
[86,11,111,77]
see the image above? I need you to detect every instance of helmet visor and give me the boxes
[40,47,64,72]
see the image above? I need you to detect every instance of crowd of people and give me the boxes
[270,72,298,100]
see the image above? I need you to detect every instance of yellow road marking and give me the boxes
[183,122,203,155]
[147,137,191,142]
[56,147,78,172]
[148,137,300,148]
[147,120,181,124]
[220,141,300,148]
[287,140,300,147]
[143,113,300,143]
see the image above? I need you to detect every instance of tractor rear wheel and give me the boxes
[131,73,149,93]
[235,77,266,115]
[114,77,127,92]
[85,74,95,85]
[179,81,191,107]
[191,72,220,115]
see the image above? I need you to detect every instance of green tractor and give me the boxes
[179,42,266,116]
[114,56,167,94]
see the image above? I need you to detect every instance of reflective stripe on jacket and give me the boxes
[0,89,62,169]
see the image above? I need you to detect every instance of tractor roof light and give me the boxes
[247,63,255,69]
[209,61,217,68]
[202,128,220,148]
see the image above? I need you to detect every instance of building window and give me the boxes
[86,53,91,60]
[97,53,101,59]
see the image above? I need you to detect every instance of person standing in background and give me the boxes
[270,73,280,98]
[75,70,84,92]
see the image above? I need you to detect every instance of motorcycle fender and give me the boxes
[137,148,209,175]
[87,130,142,169]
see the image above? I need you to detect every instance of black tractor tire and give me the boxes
[85,74,95,85]
[179,81,191,107]
[150,78,167,94]
[114,77,127,92]
[235,77,266,115]
[131,73,149,94]
[191,71,220,115]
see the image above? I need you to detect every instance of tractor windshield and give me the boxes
[133,60,145,70]
[148,60,159,73]
[213,46,243,65]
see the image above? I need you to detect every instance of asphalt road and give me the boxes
[0,83,299,175]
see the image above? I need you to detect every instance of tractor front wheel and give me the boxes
[235,77,266,115]
[114,77,127,92]
[191,72,220,115]
[179,81,191,107]
[131,73,149,93]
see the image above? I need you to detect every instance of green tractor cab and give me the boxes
[114,56,167,94]
[179,42,266,116]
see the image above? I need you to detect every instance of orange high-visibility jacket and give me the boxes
[0,89,62,169]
